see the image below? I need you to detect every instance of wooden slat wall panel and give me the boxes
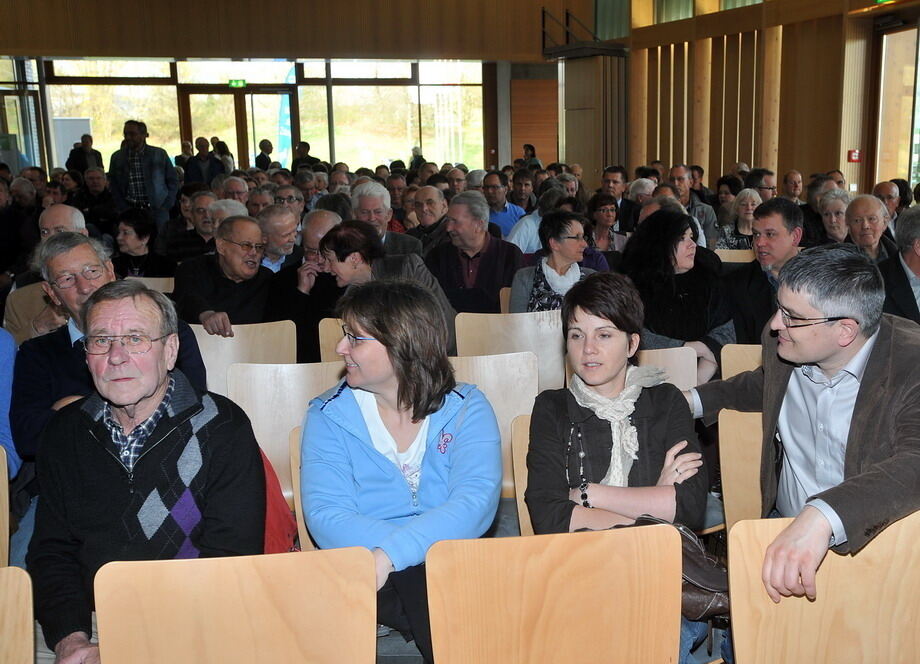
[0,0,592,62]
[659,45,673,165]
[606,56,628,169]
[691,38,712,183]
[511,80,559,166]
[647,48,660,163]
[722,34,741,173]
[673,42,687,165]
[840,18,872,191]
[738,31,758,167]
[628,48,649,173]
[709,36,726,179]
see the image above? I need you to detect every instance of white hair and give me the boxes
[628,177,656,200]
[351,180,391,210]
[208,199,248,218]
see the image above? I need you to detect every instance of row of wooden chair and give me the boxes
[6,509,918,663]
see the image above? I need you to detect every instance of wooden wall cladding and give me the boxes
[0,0,593,62]
[511,79,558,166]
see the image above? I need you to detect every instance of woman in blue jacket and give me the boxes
[301,280,502,662]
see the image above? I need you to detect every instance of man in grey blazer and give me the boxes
[351,180,422,257]
[688,244,920,602]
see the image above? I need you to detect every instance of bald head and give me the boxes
[302,209,342,264]
[39,204,87,241]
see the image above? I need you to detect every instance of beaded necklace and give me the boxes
[564,424,591,508]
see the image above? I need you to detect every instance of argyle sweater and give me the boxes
[27,370,265,650]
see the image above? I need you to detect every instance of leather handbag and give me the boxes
[621,515,729,620]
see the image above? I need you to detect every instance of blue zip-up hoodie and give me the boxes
[301,380,501,571]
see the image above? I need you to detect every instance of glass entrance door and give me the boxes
[188,92,240,170]
[245,93,292,170]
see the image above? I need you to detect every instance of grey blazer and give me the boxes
[382,231,423,258]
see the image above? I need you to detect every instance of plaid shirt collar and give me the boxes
[103,374,175,472]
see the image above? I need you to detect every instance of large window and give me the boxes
[47,84,180,167]
[43,58,484,169]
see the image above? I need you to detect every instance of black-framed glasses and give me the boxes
[758,185,778,193]
[224,239,266,253]
[777,305,851,329]
[341,325,375,346]
[275,195,303,204]
[49,265,106,289]
[83,334,169,355]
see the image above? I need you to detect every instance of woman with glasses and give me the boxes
[525,271,709,663]
[621,209,734,385]
[301,280,501,664]
[319,220,457,351]
[509,211,595,313]
[716,188,762,250]
[586,192,627,268]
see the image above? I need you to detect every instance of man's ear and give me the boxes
[42,280,61,307]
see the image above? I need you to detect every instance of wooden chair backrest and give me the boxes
[449,352,538,499]
[0,447,7,566]
[95,548,376,664]
[636,346,697,391]
[455,310,564,391]
[721,343,762,379]
[191,320,296,396]
[427,526,682,663]
[228,361,344,508]
[0,566,32,664]
[510,414,533,536]
[715,248,755,264]
[719,409,763,532]
[499,287,511,314]
[3,281,48,346]
[318,317,343,363]
[729,512,920,663]
[125,275,175,293]
[289,426,314,551]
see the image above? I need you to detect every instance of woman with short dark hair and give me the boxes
[509,211,594,312]
[301,280,502,664]
[111,208,176,278]
[621,209,734,384]
[525,271,709,663]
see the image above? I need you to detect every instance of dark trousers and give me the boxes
[377,563,434,663]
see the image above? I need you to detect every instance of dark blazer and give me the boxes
[381,231,423,257]
[723,260,776,344]
[65,148,104,173]
[878,254,920,324]
[255,153,271,171]
[617,198,637,233]
[696,314,920,553]
[525,385,708,534]
[183,154,226,185]
[425,236,524,313]
[173,254,273,325]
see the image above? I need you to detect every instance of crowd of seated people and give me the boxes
[4,121,920,663]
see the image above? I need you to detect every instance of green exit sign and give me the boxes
[228,79,247,88]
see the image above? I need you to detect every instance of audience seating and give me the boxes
[0,447,7,566]
[637,346,697,391]
[455,311,564,391]
[3,282,49,346]
[715,248,755,264]
[95,548,376,663]
[289,426,314,551]
[317,317,343,363]
[499,286,511,314]
[0,566,32,664]
[728,512,920,663]
[719,409,763,531]
[227,361,344,509]
[450,352,538,499]
[510,414,533,536]
[721,343,763,379]
[125,275,175,293]
[426,526,682,662]
[191,320,296,396]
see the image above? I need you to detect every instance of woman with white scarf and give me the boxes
[524,272,710,661]
[508,211,595,313]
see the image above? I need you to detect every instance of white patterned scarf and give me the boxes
[568,364,665,487]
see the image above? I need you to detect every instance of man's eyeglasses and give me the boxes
[275,195,303,204]
[341,325,375,346]
[777,305,851,329]
[83,334,168,355]
[50,265,106,289]
[758,186,778,193]
[224,239,266,253]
